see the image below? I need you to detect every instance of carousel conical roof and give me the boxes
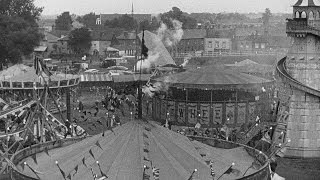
[154,65,273,90]
[18,121,211,180]
[0,64,79,89]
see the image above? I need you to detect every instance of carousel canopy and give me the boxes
[19,121,212,179]
[0,64,80,89]
[153,65,274,90]
[18,121,261,179]
[224,60,274,75]
[138,30,176,67]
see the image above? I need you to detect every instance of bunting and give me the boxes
[31,154,38,164]
[82,157,87,167]
[44,148,50,156]
[21,162,25,171]
[95,140,103,150]
[57,165,66,180]
[74,165,79,174]
[26,163,41,179]
[67,173,72,180]
[89,149,95,159]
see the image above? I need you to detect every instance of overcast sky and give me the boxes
[35,0,298,15]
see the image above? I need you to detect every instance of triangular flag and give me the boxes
[26,164,41,179]
[143,148,149,153]
[89,149,95,159]
[67,173,72,180]
[58,166,66,179]
[31,154,37,164]
[143,133,148,138]
[143,157,150,161]
[144,141,149,146]
[74,165,79,174]
[95,140,103,150]
[82,157,87,167]
[44,148,50,156]
[21,162,25,171]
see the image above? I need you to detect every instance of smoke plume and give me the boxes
[157,19,184,47]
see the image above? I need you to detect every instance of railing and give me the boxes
[187,136,271,180]
[174,51,283,58]
[286,18,320,37]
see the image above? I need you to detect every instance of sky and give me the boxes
[34,0,298,15]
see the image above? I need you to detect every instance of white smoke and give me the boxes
[157,19,184,47]
[181,55,192,68]
[135,53,160,72]
[142,75,176,98]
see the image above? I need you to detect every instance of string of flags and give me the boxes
[23,137,107,180]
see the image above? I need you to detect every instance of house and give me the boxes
[237,33,269,52]
[39,32,60,55]
[112,31,137,56]
[89,29,119,56]
[174,29,207,54]
[205,29,234,53]
[57,35,71,54]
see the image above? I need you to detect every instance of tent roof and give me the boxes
[138,30,176,67]
[19,121,212,180]
[153,66,273,90]
[34,46,48,52]
[0,64,78,82]
[106,47,119,52]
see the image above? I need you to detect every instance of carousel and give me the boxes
[0,63,83,175]
[10,120,271,180]
[152,65,275,128]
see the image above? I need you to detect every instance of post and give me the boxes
[138,81,143,119]
[66,87,71,122]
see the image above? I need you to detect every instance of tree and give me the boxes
[55,11,73,31]
[105,14,137,30]
[68,28,92,55]
[262,8,272,27]
[0,0,43,64]
[160,7,197,29]
[77,12,97,28]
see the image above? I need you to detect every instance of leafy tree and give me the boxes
[77,12,97,28]
[105,14,137,30]
[262,8,272,27]
[160,7,197,29]
[68,28,92,55]
[0,0,43,64]
[55,11,73,31]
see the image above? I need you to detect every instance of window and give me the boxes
[222,42,227,49]
[208,41,212,48]
[240,43,244,48]
[215,41,219,48]
[261,43,266,49]
[255,43,259,49]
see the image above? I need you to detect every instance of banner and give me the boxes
[167,101,175,122]
[177,103,186,123]
[212,104,223,124]
[160,100,167,120]
[249,102,256,122]
[200,104,210,125]
[188,103,198,124]
[237,103,246,125]
[226,103,235,125]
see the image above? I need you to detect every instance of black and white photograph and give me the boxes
[0,0,319,179]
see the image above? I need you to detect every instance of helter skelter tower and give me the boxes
[277,0,320,157]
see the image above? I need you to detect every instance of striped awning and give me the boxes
[80,73,112,82]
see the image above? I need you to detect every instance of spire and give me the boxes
[294,0,319,7]
[131,1,134,19]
